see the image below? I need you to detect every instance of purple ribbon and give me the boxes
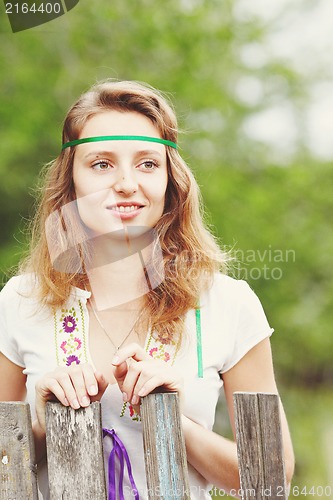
[103,428,139,500]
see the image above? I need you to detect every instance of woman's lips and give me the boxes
[107,205,144,219]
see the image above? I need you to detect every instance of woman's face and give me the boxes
[72,110,168,239]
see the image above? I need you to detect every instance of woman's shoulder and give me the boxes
[1,274,90,303]
[0,273,38,299]
[204,272,273,332]
[0,275,40,325]
[203,272,270,318]
[201,274,273,374]
[207,272,255,299]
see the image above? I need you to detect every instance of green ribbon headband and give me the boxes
[62,135,178,150]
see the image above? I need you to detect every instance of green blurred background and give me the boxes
[0,0,332,497]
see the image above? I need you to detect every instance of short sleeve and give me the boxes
[0,278,25,367]
[221,280,274,373]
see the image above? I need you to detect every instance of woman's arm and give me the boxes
[0,352,26,400]
[181,416,239,494]
[181,338,295,495]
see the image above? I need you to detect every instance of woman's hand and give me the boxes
[35,363,108,431]
[111,343,183,411]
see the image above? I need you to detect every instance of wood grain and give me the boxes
[234,392,287,500]
[141,391,190,499]
[0,402,38,500]
[45,401,107,500]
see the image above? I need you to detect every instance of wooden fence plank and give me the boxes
[233,392,264,499]
[45,401,107,500]
[234,392,287,500]
[0,402,38,500]
[141,391,190,500]
[258,393,287,499]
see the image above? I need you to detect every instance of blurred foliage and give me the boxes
[196,161,333,386]
[0,0,332,494]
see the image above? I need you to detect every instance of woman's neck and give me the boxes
[84,229,159,311]
[86,253,148,312]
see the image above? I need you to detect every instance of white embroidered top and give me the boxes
[0,273,274,499]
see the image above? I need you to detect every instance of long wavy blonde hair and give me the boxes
[21,80,229,342]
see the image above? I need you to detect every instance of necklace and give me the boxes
[88,299,146,354]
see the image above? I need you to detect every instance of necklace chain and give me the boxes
[88,299,146,354]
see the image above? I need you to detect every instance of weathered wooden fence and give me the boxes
[0,392,287,499]
[234,392,287,500]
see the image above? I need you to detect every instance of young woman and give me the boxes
[0,80,294,499]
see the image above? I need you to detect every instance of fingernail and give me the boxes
[64,397,69,406]
[138,388,146,397]
[131,395,139,405]
[72,398,80,409]
[122,392,128,402]
[112,355,120,365]
[81,396,90,406]
[89,385,98,395]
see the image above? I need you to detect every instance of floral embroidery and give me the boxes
[120,402,141,422]
[149,344,171,363]
[74,337,82,349]
[66,355,80,366]
[54,301,88,367]
[129,405,140,421]
[60,341,67,354]
[62,315,77,333]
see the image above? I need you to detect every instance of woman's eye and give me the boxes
[91,160,112,171]
[139,160,158,171]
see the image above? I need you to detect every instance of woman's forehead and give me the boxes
[67,110,174,159]
[80,110,161,137]
[78,147,166,161]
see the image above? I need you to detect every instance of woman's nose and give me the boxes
[113,168,138,195]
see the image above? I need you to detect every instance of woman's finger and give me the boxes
[136,374,177,398]
[80,363,100,396]
[112,360,130,387]
[112,347,184,407]
[119,359,143,403]
[35,364,109,431]
[67,365,91,408]
[111,343,148,366]
[53,370,83,409]
[91,370,109,401]
[35,376,70,430]
[36,375,70,407]
[38,364,102,410]
[137,371,184,411]
[121,360,182,405]
[65,363,106,408]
